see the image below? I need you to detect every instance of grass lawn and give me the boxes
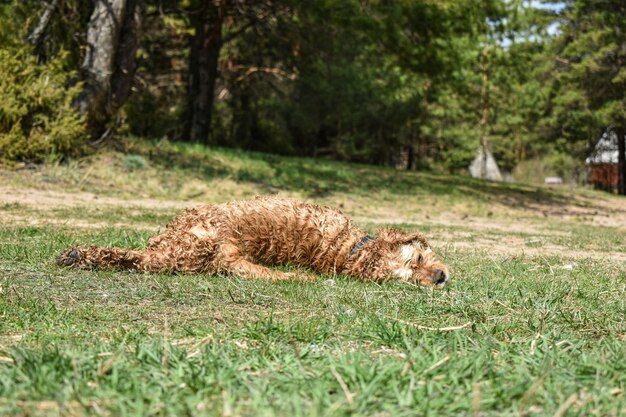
[1,140,625,416]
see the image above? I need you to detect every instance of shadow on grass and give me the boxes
[128,139,591,213]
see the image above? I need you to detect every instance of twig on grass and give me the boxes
[162,317,170,372]
[186,335,214,359]
[423,354,451,374]
[97,354,117,377]
[529,332,541,355]
[494,299,515,312]
[518,373,548,416]
[540,255,555,275]
[222,390,233,417]
[551,393,578,417]
[488,254,504,273]
[330,367,355,405]
[385,316,472,331]
[472,383,481,417]
[71,357,79,382]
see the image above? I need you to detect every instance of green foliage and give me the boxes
[0,0,621,179]
[513,152,584,184]
[536,0,626,161]
[121,3,187,140]
[207,0,507,166]
[123,86,181,139]
[123,154,149,171]
[0,3,18,49]
[0,47,87,162]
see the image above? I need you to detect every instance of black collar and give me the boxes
[349,235,374,257]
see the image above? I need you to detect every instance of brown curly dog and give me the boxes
[57,196,449,287]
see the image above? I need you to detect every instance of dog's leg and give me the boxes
[217,244,317,282]
[58,237,217,273]
[57,246,147,271]
[225,259,288,280]
[221,259,318,282]
[57,245,204,273]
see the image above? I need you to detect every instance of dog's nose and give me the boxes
[432,269,447,286]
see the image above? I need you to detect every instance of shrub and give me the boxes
[513,152,584,184]
[0,47,87,163]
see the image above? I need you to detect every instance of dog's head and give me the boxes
[376,229,449,288]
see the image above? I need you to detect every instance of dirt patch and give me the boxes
[1,212,160,231]
[1,185,191,210]
[436,238,626,262]
[352,214,555,236]
[522,195,626,230]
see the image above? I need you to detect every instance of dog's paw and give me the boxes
[286,270,319,282]
[57,248,83,267]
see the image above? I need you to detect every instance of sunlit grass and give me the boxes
[0,223,624,416]
[0,140,624,416]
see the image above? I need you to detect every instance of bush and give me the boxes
[0,47,87,163]
[513,152,584,184]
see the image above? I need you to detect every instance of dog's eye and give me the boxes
[417,254,423,265]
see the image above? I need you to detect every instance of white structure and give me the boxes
[585,128,619,165]
[544,177,563,184]
[469,146,503,181]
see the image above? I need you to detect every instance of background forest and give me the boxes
[0,0,624,184]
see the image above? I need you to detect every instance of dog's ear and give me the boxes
[377,229,430,248]
[401,232,430,249]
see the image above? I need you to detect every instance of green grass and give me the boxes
[0,137,604,218]
[0,141,625,416]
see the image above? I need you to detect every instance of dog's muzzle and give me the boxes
[432,269,448,287]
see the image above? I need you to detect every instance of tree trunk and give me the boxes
[28,0,60,64]
[182,2,223,143]
[479,46,490,180]
[617,125,626,195]
[111,0,142,114]
[406,145,415,170]
[75,0,142,141]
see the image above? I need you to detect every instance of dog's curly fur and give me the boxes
[57,196,449,286]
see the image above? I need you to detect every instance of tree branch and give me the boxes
[28,0,60,62]
[232,65,297,82]
[222,20,255,44]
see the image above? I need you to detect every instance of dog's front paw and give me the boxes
[57,248,83,267]
[288,270,319,282]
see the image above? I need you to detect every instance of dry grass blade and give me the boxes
[386,316,472,331]
[472,383,481,417]
[517,373,548,416]
[551,393,578,417]
[423,354,451,374]
[330,367,356,405]
[186,334,214,359]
